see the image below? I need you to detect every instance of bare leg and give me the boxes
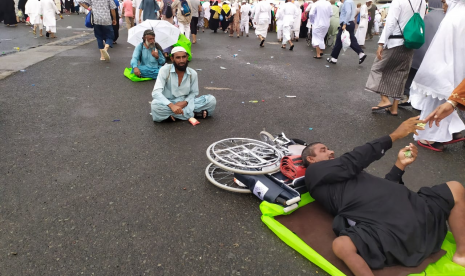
[446,181,465,267]
[316,46,321,57]
[333,236,374,276]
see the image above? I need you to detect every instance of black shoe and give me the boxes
[46,32,50,38]
[359,54,367,64]
[326,58,337,64]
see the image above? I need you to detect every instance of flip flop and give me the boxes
[385,108,398,116]
[313,56,322,59]
[260,39,265,47]
[101,49,110,61]
[443,133,465,145]
[371,104,392,112]
[417,140,444,152]
[194,110,208,119]
[289,45,294,51]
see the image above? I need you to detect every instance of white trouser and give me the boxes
[46,25,56,33]
[282,25,291,45]
[277,22,283,40]
[240,19,249,34]
[178,22,191,40]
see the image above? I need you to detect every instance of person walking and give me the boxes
[409,0,465,151]
[291,0,300,41]
[229,2,240,37]
[355,0,368,48]
[111,0,120,44]
[188,0,201,43]
[1,0,18,26]
[275,2,283,41]
[240,0,250,37]
[326,0,366,65]
[220,1,231,32]
[139,0,160,21]
[309,0,332,59]
[366,0,426,116]
[197,1,204,33]
[201,0,210,28]
[79,0,117,61]
[367,0,377,39]
[41,0,61,38]
[122,0,134,29]
[253,0,270,47]
[172,0,193,39]
[327,0,340,47]
[281,0,298,50]
[25,0,43,36]
[132,0,143,24]
[209,1,220,32]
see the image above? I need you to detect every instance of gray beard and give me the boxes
[146,41,156,49]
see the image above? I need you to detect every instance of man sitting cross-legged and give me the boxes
[131,30,166,79]
[151,46,217,122]
[302,116,465,276]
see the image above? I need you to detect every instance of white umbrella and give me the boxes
[127,20,180,49]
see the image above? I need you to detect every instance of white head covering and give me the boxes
[171,46,187,55]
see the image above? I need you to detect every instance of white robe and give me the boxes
[305,2,313,30]
[240,3,251,34]
[275,6,283,39]
[291,1,300,36]
[281,2,299,44]
[410,1,465,143]
[25,0,42,25]
[374,12,381,33]
[309,0,332,49]
[40,0,60,32]
[202,2,210,20]
[355,4,368,45]
[253,0,271,38]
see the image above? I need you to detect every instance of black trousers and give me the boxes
[190,16,198,35]
[111,9,119,42]
[404,68,418,96]
[330,21,363,59]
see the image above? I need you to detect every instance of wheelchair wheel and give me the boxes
[205,163,251,193]
[259,131,275,145]
[206,139,282,175]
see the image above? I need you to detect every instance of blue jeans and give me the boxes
[93,25,114,49]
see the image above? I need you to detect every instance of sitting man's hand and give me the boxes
[396,143,418,170]
[174,101,188,108]
[389,116,425,142]
[169,103,184,115]
[152,49,159,59]
[133,67,141,77]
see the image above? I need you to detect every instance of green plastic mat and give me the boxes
[172,34,192,61]
[123,68,153,82]
[260,192,465,276]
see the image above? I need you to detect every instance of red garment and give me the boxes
[280,155,306,180]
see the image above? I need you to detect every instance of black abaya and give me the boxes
[305,136,453,269]
[220,9,230,31]
[111,8,119,42]
[209,14,219,32]
[3,0,18,25]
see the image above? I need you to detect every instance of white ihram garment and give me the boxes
[40,0,60,33]
[275,6,283,39]
[240,3,251,34]
[291,1,300,37]
[281,2,299,44]
[410,1,465,143]
[309,0,332,49]
[253,1,271,38]
[355,4,368,45]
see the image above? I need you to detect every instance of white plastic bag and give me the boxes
[341,30,351,52]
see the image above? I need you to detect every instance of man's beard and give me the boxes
[145,40,156,49]
[173,60,189,71]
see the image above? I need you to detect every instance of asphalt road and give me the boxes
[0,13,92,56]
[1,24,464,276]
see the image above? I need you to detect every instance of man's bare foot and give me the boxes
[453,254,465,267]
[372,100,392,110]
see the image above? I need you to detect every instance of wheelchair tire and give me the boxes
[205,163,252,193]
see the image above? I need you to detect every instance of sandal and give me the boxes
[281,45,286,49]
[260,39,265,47]
[194,110,208,119]
[417,140,444,152]
[289,44,294,51]
[100,57,106,61]
[371,104,392,112]
[313,56,322,59]
[385,108,398,116]
[443,133,465,145]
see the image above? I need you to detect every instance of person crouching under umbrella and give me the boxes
[130,30,166,79]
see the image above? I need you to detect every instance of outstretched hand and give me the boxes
[389,116,425,142]
[424,102,455,128]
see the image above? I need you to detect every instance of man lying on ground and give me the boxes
[131,30,166,79]
[302,116,465,276]
[151,46,217,122]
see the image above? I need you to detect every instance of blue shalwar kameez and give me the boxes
[151,64,217,122]
[130,42,166,79]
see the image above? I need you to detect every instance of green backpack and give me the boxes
[399,0,425,49]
